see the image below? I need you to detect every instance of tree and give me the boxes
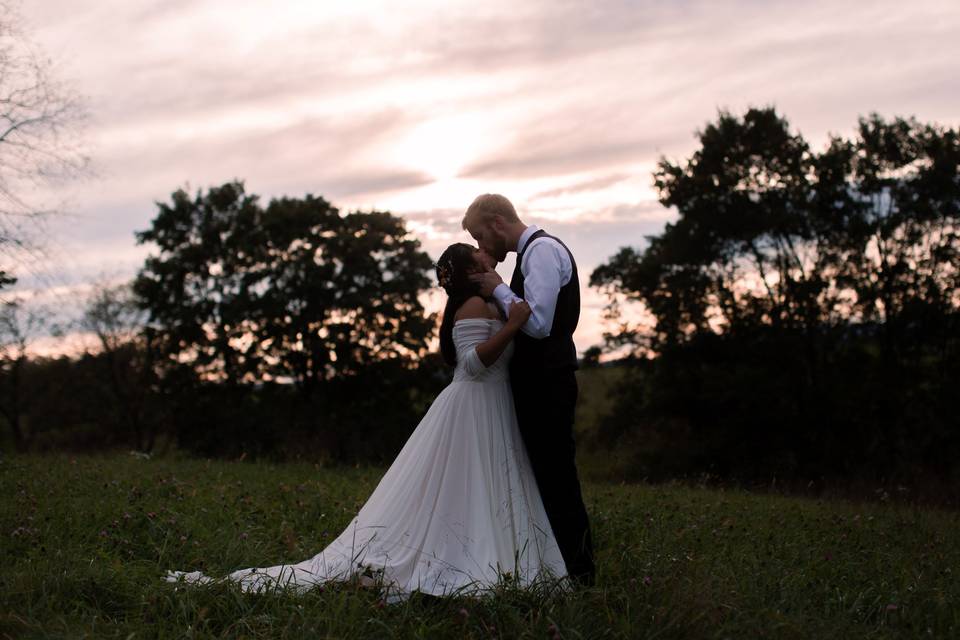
[82,281,161,452]
[0,297,52,450]
[132,181,438,459]
[595,108,959,352]
[591,108,960,482]
[250,194,437,395]
[0,2,89,288]
[133,181,436,391]
[580,345,602,368]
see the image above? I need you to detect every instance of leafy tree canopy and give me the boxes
[133,181,436,395]
[592,107,960,352]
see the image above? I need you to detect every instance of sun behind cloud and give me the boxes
[390,113,491,182]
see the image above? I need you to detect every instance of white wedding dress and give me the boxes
[166,318,568,599]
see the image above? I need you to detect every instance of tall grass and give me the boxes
[1,454,957,638]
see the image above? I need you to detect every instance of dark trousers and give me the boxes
[511,366,595,585]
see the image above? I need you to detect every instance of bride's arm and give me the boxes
[456,297,532,367]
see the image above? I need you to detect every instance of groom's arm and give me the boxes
[492,240,569,339]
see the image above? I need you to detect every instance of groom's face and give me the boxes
[467,216,508,263]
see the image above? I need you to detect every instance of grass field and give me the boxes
[2,454,958,639]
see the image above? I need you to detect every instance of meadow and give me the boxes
[2,454,957,639]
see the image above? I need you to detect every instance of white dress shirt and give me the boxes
[492,225,573,339]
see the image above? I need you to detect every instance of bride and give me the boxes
[166,243,569,599]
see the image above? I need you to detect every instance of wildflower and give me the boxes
[99,530,108,538]
[643,576,652,585]
[147,512,156,519]
[887,604,899,611]
[240,532,249,540]
[458,608,469,622]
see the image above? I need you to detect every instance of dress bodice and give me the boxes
[452,318,512,383]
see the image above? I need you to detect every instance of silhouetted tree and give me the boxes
[0,298,52,450]
[0,2,88,289]
[133,181,435,388]
[132,181,438,458]
[580,345,602,368]
[592,108,960,483]
[82,281,161,452]
[250,194,437,396]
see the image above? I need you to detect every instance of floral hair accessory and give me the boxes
[436,260,454,290]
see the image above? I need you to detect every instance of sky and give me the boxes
[12,0,960,355]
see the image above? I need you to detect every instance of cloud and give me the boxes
[530,172,632,200]
[16,0,960,357]
[462,133,671,180]
[318,170,434,200]
[400,208,465,236]
[78,107,431,207]
[527,208,672,266]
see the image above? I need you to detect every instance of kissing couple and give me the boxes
[166,193,595,600]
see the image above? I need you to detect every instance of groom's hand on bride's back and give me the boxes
[469,268,503,297]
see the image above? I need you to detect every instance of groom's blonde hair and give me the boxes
[462,193,520,229]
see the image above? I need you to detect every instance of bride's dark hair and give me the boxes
[436,243,483,366]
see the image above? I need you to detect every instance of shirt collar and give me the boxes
[516,224,540,254]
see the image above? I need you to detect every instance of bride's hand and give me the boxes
[507,300,531,328]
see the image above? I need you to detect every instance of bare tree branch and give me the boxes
[0,0,90,286]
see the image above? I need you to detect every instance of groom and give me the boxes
[464,193,595,586]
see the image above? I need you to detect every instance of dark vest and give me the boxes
[509,229,580,372]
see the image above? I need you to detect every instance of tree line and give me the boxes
[0,107,957,492]
[590,108,959,487]
[0,183,446,461]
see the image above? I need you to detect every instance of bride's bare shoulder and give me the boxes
[455,296,498,321]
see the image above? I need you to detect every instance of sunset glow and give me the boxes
[15,0,960,354]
